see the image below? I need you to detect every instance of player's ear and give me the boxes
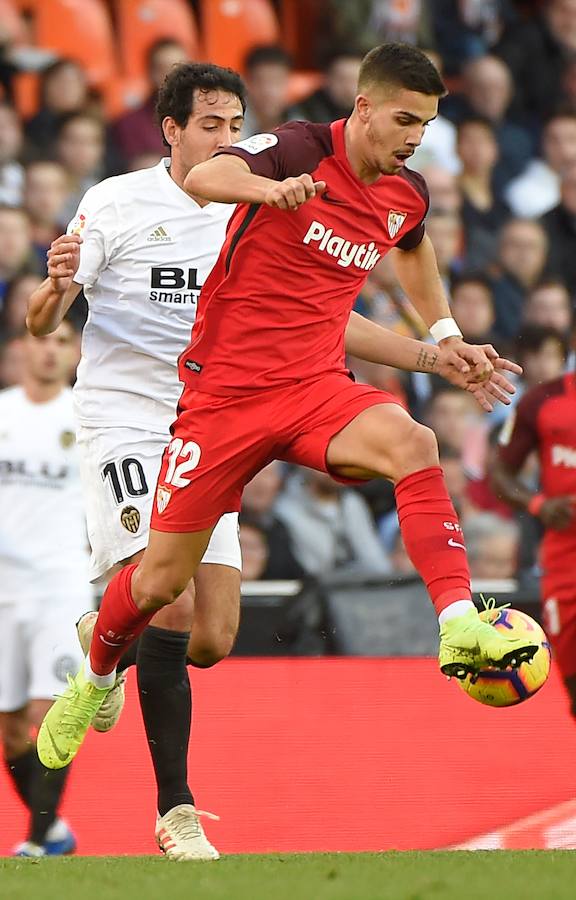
[356,94,371,124]
[162,116,179,148]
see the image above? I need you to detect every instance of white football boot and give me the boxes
[76,611,127,732]
[155,804,220,861]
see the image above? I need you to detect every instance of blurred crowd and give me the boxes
[1,0,574,589]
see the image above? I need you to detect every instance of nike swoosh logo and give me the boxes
[448,537,466,550]
[46,725,70,763]
[99,634,124,647]
[320,192,347,206]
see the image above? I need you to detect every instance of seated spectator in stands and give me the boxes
[0,206,37,304]
[432,0,512,75]
[275,468,391,578]
[23,160,68,272]
[409,50,460,175]
[419,165,462,214]
[496,0,576,129]
[424,385,482,455]
[450,273,496,344]
[442,55,533,190]
[505,113,576,218]
[515,324,569,391]
[25,59,89,157]
[0,332,24,387]
[440,443,479,522]
[317,0,434,58]
[241,45,292,139]
[0,273,42,336]
[241,462,304,580]
[238,516,270,581]
[456,117,511,269]
[490,218,549,342]
[113,39,188,167]
[0,102,23,206]
[540,163,576,298]
[425,209,465,291]
[464,512,520,579]
[55,113,107,222]
[288,47,362,123]
[523,280,573,336]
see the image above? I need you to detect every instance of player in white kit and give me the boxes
[0,318,90,856]
[27,64,246,860]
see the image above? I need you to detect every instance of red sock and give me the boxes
[394,466,471,615]
[89,564,156,676]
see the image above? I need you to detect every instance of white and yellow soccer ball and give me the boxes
[459,606,552,707]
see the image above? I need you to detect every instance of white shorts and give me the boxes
[0,599,87,712]
[77,426,241,581]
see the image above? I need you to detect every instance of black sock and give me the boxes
[29,764,70,844]
[117,636,140,673]
[136,626,194,817]
[4,747,37,808]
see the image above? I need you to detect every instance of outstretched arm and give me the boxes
[27,234,82,335]
[345,311,521,412]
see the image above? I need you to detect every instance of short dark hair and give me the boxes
[244,45,292,74]
[457,115,496,136]
[516,324,569,360]
[451,271,494,297]
[358,43,446,97]
[147,38,186,72]
[55,110,105,139]
[156,62,246,139]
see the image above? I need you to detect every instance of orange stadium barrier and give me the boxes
[1,659,576,854]
[116,0,200,79]
[201,0,279,73]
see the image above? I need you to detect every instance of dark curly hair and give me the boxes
[156,62,246,145]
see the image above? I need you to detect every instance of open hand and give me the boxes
[437,346,522,412]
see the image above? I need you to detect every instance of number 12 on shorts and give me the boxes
[164,438,201,487]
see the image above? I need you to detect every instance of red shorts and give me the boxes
[151,373,399,532]
[541,594,576,681]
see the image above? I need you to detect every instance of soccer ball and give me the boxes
[458,607,551,707]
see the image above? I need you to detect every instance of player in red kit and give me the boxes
[493,358,576,714]
[38,43,539,770]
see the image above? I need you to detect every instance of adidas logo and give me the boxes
[147,225,172,243]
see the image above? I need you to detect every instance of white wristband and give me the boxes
[429,317,463,343]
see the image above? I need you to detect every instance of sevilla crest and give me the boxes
[387,210,407,239]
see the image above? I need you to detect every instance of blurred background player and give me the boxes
[27,63,246,861]
[0,318,89,857]
[493,345,576,718]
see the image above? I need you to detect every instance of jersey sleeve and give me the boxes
[67,184,119,287]
[216,120,331,180]
[497,393,541,470]
[395,169,429,251]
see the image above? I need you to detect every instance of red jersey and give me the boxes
[498,372,576,595]
[179,119,428,395]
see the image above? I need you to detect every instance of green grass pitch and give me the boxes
[2,852,576,900]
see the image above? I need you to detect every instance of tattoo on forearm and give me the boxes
[416,348,438,371]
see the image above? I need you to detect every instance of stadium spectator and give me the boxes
[496,0,576,128]
[0,332,24,387]
[523,280,574,335]
[464,512,520,579]
[456,117,511,269]
[409,50,460,175]
[317,0,435,57]
[424,385,482,455]
[0,206,37,304]
[0,273,43,336]
[241,462,305,579]
[441,54,533,190]
[241,45,292,138]
[419,164,462,213]
[275,469,391,578]
[515,325,569,391]
[504,113,576,218]
[425,208,464,289]
[0,318,90,857]
[22,161,68,272]
[288,47,362,123]
[432,0,512,75]
[439,443,479,522]
[540,162,576,298]
[490,218,549,342]
[25,60,89,157]
[113,39,188,166]
[54,113,108,222]
[238,516,271,581]
[450,273,496,344]
[0,102,23,206]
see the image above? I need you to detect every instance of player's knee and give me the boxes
[388,421,439,480]
[188,627,236,668]
[132,572,188,611]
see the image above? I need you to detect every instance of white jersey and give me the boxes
[69,159,234,433]
[0,386,90,604]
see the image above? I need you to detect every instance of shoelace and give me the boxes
[53,675,104,736]
[479,593,510,626]
[168,807,220,842]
